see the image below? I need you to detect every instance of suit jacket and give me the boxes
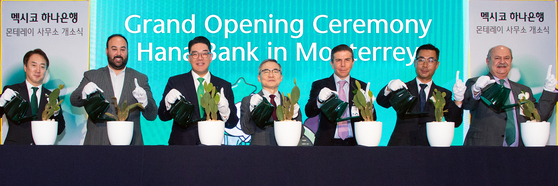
[158,71,239,145]
[70,67,157,145]
[305,75,373,146]
[1,82,65,145]
[463,73,558,146]
[377,79,463,146]
[240,91,302,146]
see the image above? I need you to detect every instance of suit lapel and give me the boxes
[185,71,200,117]
[120,68,132,105]
[37,87,48,118]
[18,82,33,117]
[407,80,421,112]
[326,75,336,91]
[101,67,116,102]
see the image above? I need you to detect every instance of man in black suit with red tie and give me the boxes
[158,36,238,145]
[376,44,463,146]
[0,49,65,145]
[305,44,373,146]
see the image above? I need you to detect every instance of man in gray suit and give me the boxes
[240,59,301,146]
[70,34,157,145]
[462,45,558,146]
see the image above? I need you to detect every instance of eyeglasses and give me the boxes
[259,68,282,75]
[415,57,438,65]
[190,52,210,59]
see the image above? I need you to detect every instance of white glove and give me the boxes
[317,87,337,108]
[81,82,103,99]
[292,103,300,119]
[453,71,466,101]
[249,94,263,112]
[318,87,337,102]
[132,78,148,107]
[544,65,557,92]
[165,89,182,111]
[0,88,17,107]
[384,79,408,96]
[217,88,230,122]
[472,75,496,93]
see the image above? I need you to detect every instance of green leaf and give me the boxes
[214,93,220,104]
[291,85,300,104]
[276,106,284,121]
[105,113,118,120]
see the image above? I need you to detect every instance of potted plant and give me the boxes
[353,82,382,147]
[274,79,302,146]
[198,82,225,146]
[426,89,455,147]
[105,97,144,145]
[32,84,64,145]
[518,91,549,147]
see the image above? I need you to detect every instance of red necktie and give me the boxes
[269,94,278,120]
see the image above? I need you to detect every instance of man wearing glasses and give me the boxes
[376,44,463,146]
[462,45,558,146]
[158,36,238,145]
[305,44,372,146]
[240,59,302,145]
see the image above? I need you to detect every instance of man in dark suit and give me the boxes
[305,44,373,146]
[240,59,302,146]
[70,34,158,145]
[463,45,558,146]
[159,36,238,145]
[376,44,463,146]
[0,49,65,145]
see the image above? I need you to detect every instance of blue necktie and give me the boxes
[419,84,427,112]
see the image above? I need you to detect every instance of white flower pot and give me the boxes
[426,121,455,147]
[274,121,302,146]
[354,121,382,147]
[107,121,134,145]
[31,121,58,145]
[198,120,225,146]
[520,121,550,147]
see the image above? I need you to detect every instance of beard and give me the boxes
[108,55,128,70]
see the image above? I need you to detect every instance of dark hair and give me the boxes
[330,44,354,63]
[188,36,211,53]
[415,44,440,59]
[106,34,128,48]
[258,59,282,74]
[23,48,49,68]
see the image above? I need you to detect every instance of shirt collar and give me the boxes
[261,89,279,97]
[108,66,126,76]
[415,78,433,88]
[333,74,350,85]
[25,80,42,91]
[493,76,508,84]
[192,71,211,83]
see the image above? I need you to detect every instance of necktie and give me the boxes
[269,94,278,120]
[197,77,205,117]
[419,84,427,112]
[500,79,516,146]
[337,80,349,140]
[31,87,38,117]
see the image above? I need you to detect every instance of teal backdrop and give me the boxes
[90,0,464,145]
